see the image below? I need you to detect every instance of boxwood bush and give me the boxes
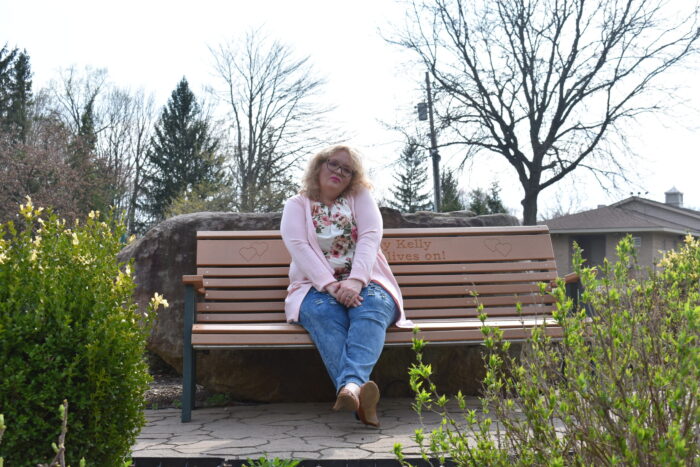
[396,235,699,466]
[0,199,168,466]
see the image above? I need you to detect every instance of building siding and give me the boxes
[552,231,687,275]
[551,234,570,273]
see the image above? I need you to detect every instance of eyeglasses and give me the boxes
[325,159,354,178]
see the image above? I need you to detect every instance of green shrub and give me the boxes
[0,199,168,466]
[395,235,699,466]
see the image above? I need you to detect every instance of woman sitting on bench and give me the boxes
[280,144,409,428]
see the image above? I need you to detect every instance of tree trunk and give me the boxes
[521,191,539,226]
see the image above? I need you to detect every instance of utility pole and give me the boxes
[425,72,440,211]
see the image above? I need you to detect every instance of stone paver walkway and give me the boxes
[132,397,481,461]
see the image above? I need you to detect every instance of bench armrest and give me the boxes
[182,275,205,294]
[563,272,580,284]
[549,272,580,288]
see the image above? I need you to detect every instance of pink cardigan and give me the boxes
[280,188,411,327]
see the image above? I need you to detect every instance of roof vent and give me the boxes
[665,187,683,207]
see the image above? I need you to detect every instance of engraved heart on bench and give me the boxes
[495,243,512,256]
[484,238,513,257]
[239,241,269,262]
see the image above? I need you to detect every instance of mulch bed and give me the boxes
[144,352,224,409]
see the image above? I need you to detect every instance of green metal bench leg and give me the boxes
[182,284,195,422]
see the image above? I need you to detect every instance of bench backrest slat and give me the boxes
[198,266,290,277]
[196,225,550,239]
[196,233,555,267]
[194,303,556,324]
[404,294,554,309]
[395,271,557,285]
[389,260,557,274]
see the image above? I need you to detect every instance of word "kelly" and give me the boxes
[391,239,432,251]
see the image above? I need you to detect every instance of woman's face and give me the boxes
[318,150,354,201]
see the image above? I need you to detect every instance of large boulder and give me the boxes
[118,208,520,402]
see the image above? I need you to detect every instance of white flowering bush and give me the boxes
[0,199,168,466]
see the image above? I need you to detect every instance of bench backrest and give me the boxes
[193,226,557,326]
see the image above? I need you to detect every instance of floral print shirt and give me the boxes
[311,196,358,280]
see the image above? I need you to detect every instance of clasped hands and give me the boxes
[326,278,364,307]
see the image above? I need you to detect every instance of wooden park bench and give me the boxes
[181,225,577,422]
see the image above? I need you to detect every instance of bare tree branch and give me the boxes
[390,0,700,223]
[210,30,341,212]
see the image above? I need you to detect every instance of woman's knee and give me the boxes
[354,284,396,318]
[300,289,347,326]
[350,302,395,328]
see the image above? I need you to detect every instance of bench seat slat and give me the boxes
[385,326,564,343]
[192,317,558,334]
[191,325,564,347]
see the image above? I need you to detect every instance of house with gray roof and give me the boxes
[542,188,700,273]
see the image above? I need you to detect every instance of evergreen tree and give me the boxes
[440,168,466,212]
[0,46,33,143]
[78,98,97,153]
[389,139,432,213]
[485,182,507,214]
[5,50,32,142]
[467,182,507,215]
[0,45,17,121]
[143,77,225,223]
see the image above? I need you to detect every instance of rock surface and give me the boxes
[118,208,519,402]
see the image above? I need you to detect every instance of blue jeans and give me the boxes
[299,282,397,392]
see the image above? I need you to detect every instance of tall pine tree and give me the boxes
[143,78,225,223]
[440,168,466,212]
[0,45,17,122]
[0,46,33,143]
[389,139,432,213]
[6,50,32,142]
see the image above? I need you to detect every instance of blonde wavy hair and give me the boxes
[300,144,373,201]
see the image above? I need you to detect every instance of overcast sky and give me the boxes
[1,0,699,217]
